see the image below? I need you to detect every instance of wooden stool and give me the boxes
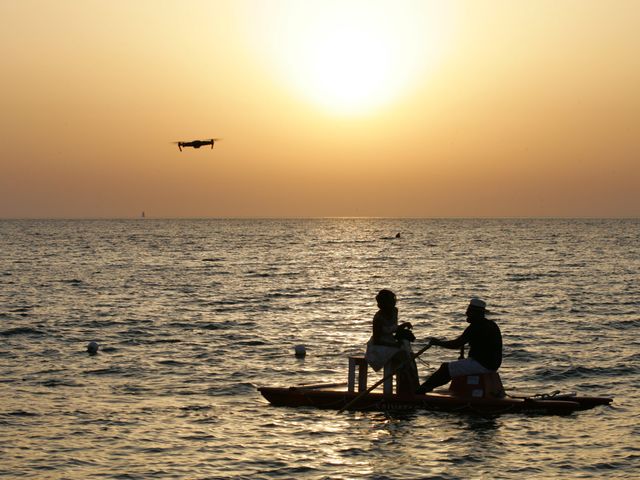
[382,362,394,395]
[348,356,395,395]
[348,356,368,392]
[449,371,505,399]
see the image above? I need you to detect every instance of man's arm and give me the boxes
[431,328,470,350]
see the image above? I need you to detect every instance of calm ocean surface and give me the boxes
[1,219,638,479]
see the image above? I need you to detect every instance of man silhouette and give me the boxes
[417,298,502,394]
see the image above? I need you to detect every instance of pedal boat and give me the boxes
[259,366,612,415]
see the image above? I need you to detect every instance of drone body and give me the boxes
[175,138,220,151]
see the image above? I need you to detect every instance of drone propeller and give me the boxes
[170,139,222,143]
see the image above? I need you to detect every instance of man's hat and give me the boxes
[469,298,486,309]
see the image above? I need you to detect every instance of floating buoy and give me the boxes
[87,341,99,355]
[294,345,306,358]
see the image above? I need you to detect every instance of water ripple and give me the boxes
[0,218,638,479]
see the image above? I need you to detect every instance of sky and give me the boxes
[1,0,638,218]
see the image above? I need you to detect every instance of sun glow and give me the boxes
[245,1,453,115]
[305,23,394,112]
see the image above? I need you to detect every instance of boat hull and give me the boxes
[258,387,612,415]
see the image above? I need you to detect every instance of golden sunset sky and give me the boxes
[1,0,638,218]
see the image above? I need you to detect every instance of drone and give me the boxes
[174,138,220,151]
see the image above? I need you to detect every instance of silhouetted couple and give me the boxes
[365,291,502,395]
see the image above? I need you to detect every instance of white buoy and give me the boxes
[87,341,99,355]
[294,345,306,358]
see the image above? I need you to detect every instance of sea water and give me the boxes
[0,218,638,479]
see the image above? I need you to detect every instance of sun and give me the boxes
[302,22,396,113]
[244,1,454,115]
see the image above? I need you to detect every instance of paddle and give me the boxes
[291,382,347,390]
[337,340,432,414]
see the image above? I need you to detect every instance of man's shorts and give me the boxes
[447,358,492,377]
